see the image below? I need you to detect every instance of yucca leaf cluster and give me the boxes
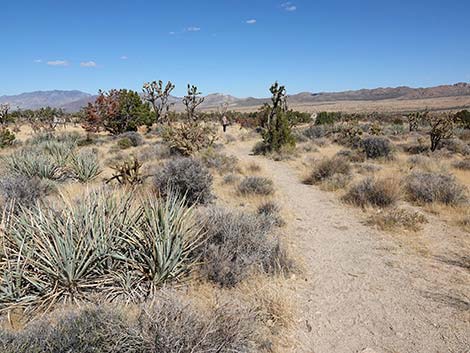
[0,189,203,314]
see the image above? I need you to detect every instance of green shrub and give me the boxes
[0,128,15,148]
[117,137,133,149]
[314,111,341,125]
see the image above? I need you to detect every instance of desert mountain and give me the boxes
[1,82,469,112]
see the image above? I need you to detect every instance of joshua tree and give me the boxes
[407,111,428,132]
[426,112,454,152]
[0,103,10,126]
[259,82,295,153]
[182,84,205,121]
[142,80,175,125]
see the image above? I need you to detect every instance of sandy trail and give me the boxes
[225,140,470,353]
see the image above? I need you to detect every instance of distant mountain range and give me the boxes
[1,83,470,112]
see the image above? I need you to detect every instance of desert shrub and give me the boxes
[453,158,470,170]
[367,208,427,231]
[0,294,259,353]
[198,207,291,287]
[199,148,239,175]
[0,128,16,148]
[246,162,262,173]
[257,201,285,227]
[138,143,172,161]
[314,111,341,125]
[154,158,213,205]
[119,131,143,147]
[320,173,350,191]
[304,156,351,184]
[252,141,269,155]
[70,150,102,182]
[0,175,52,210]
[336,149,365,163]
[385,124,406,136]
[222,173,240,184]
[426,113,454,152]
[404,172,468,205]
[343,177,400,207]
[0,306,143,353]
[439,138,470,155]
[402,139,430,155]
[238,176,274,195]
[355,163,381,174]
[361,136,393,159]
[117,137,133,149]
[3,150,64,180]
[303,125,329,140]
[106,158,144,186]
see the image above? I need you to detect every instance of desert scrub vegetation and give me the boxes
[304,156,351,185]
[238,176,274,196]
[343,177,400,208]
[361,136,394,159]
[367,208,427,231]
[0,189,203,311]
[154,158,213,206]
[257,201,285,227]
[0,290,263,353]
[453,157,470,170]
[3,149,65,181]
[197,207,292,287]
[0,175,53,211]
[404,172,468,205]
[199,148,239,175]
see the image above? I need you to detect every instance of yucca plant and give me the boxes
[0,189,138,313]
[39,140,76,166]
[70,150,102,182]
[112,193,204,301]
[3,150,64,180]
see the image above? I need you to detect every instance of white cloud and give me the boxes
[33,59,42,63]
[120,55,128,60]
[47,60,69,66]
[281,2,297,11]
[246,19,257,24]
[186,26,201,32]
[80,61,97,67]
[169,31,176,35]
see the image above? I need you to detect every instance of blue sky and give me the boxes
[1,0,470,97]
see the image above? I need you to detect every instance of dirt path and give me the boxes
[225,141,470,353]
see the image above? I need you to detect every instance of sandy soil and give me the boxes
[224,138,470,353]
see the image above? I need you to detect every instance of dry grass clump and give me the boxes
[257,201,285,227]
[367,208,427,231]
[197,207,292,287]
[154,158,213,206]
[343,177,400,208]
[238,176,274,196]
[453,158,470,170]
[304,156,351,185]
[137,143,172,162]
[404,172,468,205]
[246,161,262,173]
[335,149,365,163]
